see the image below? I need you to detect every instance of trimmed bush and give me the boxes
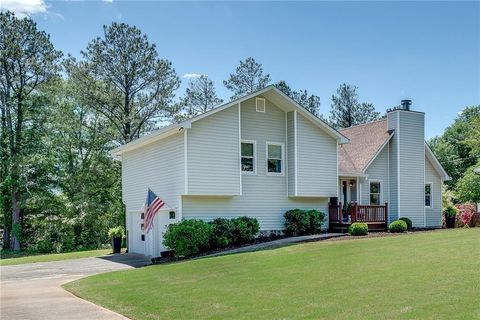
[163,219,213,257]
[389,220,408,233]
[398,217,413,229]
[284,209,310,236]
[284,209,325,236]
[232,217,260,244]
[348,222,368,236]
[306,210,326,234]
[210,218,235,249]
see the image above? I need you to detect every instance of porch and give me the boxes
[329,202,389,232]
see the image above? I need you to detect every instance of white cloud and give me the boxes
[102,0,114,3]
[1,0,48,17]
[183,73,204,79]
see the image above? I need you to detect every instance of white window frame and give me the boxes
[369,179,383,205]
[425,183,432,208]
[266,141,285,176]
[241,140,256,175]
[256,97,266,113]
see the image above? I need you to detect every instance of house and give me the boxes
[112,86,449,256]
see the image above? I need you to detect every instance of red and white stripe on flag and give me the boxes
[143,189,166,233]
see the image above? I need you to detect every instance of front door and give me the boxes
[340,180,350,206]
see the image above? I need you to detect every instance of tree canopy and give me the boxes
[176,75,223,120]
[0,11,63,250]
[275,81,321,117]
[429,105,480,203]
[67,22,180,144]
[223,57,271,100]
[329,83,380,129]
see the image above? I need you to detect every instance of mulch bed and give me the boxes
[151,233,301,265]
[151,228,452,265]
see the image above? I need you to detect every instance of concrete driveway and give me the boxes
[0,253,151,320]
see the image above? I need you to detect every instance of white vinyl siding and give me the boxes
[360,144,390,217]
[425,156,442,227]
[187,105,240,195]
[182,98,329,230]
[121,132,184,213]
[121,132,185,254]
[387,110,426,227]
[397,111,425,227]
[296,113,337,197]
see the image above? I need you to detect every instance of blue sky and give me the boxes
[5,1,479,138]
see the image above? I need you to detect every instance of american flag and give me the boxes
[143,189,165,233]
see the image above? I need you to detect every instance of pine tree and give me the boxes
[224,57,271,99]
[0,11,62,250]
[182,75,223,118]
[67,22,180,144]
[275,81,321,117]
[329,83,380,128]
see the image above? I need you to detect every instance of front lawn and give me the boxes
[64,229,480,319]
[0,248,113,266]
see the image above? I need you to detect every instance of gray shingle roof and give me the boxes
[338,119,393,175]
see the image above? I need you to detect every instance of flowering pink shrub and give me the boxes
[455,203,476,227]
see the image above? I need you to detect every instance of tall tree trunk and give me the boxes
[10,185,20,251]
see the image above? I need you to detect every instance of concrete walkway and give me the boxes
[0,253,151,320]
[205,233,345,258]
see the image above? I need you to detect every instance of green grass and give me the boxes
[64,229,480,319]
[0,248,113,266]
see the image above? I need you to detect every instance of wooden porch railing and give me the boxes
[328,202,388,224]
[351,202,388,224]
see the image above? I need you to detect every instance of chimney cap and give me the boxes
[401,99,412,111]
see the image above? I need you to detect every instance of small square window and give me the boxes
[256,98,266,112]
[141,234,145,241]
[169,211,176,219]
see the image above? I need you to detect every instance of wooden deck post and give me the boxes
[384,202,388,228]
[350,201,357,223]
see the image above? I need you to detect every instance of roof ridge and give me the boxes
[338,118,387,132]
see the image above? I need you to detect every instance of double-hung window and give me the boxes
[266,142,284,175]
[425,184,431,207]
[241,141,256,174]
[369,180,381,205]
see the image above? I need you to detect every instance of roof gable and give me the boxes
[425,143,450,180]
[112,85,349,156]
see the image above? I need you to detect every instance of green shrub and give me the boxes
[306,209,326,234]
[389,220,408,233]
[163,219,213,257]
[108,226,125,239]
[284,209,326,236]
[210,218,235,248]
[348,222,368,236]
[284,209,309,236]
[232,216,260,244]
[398,217,413,229]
